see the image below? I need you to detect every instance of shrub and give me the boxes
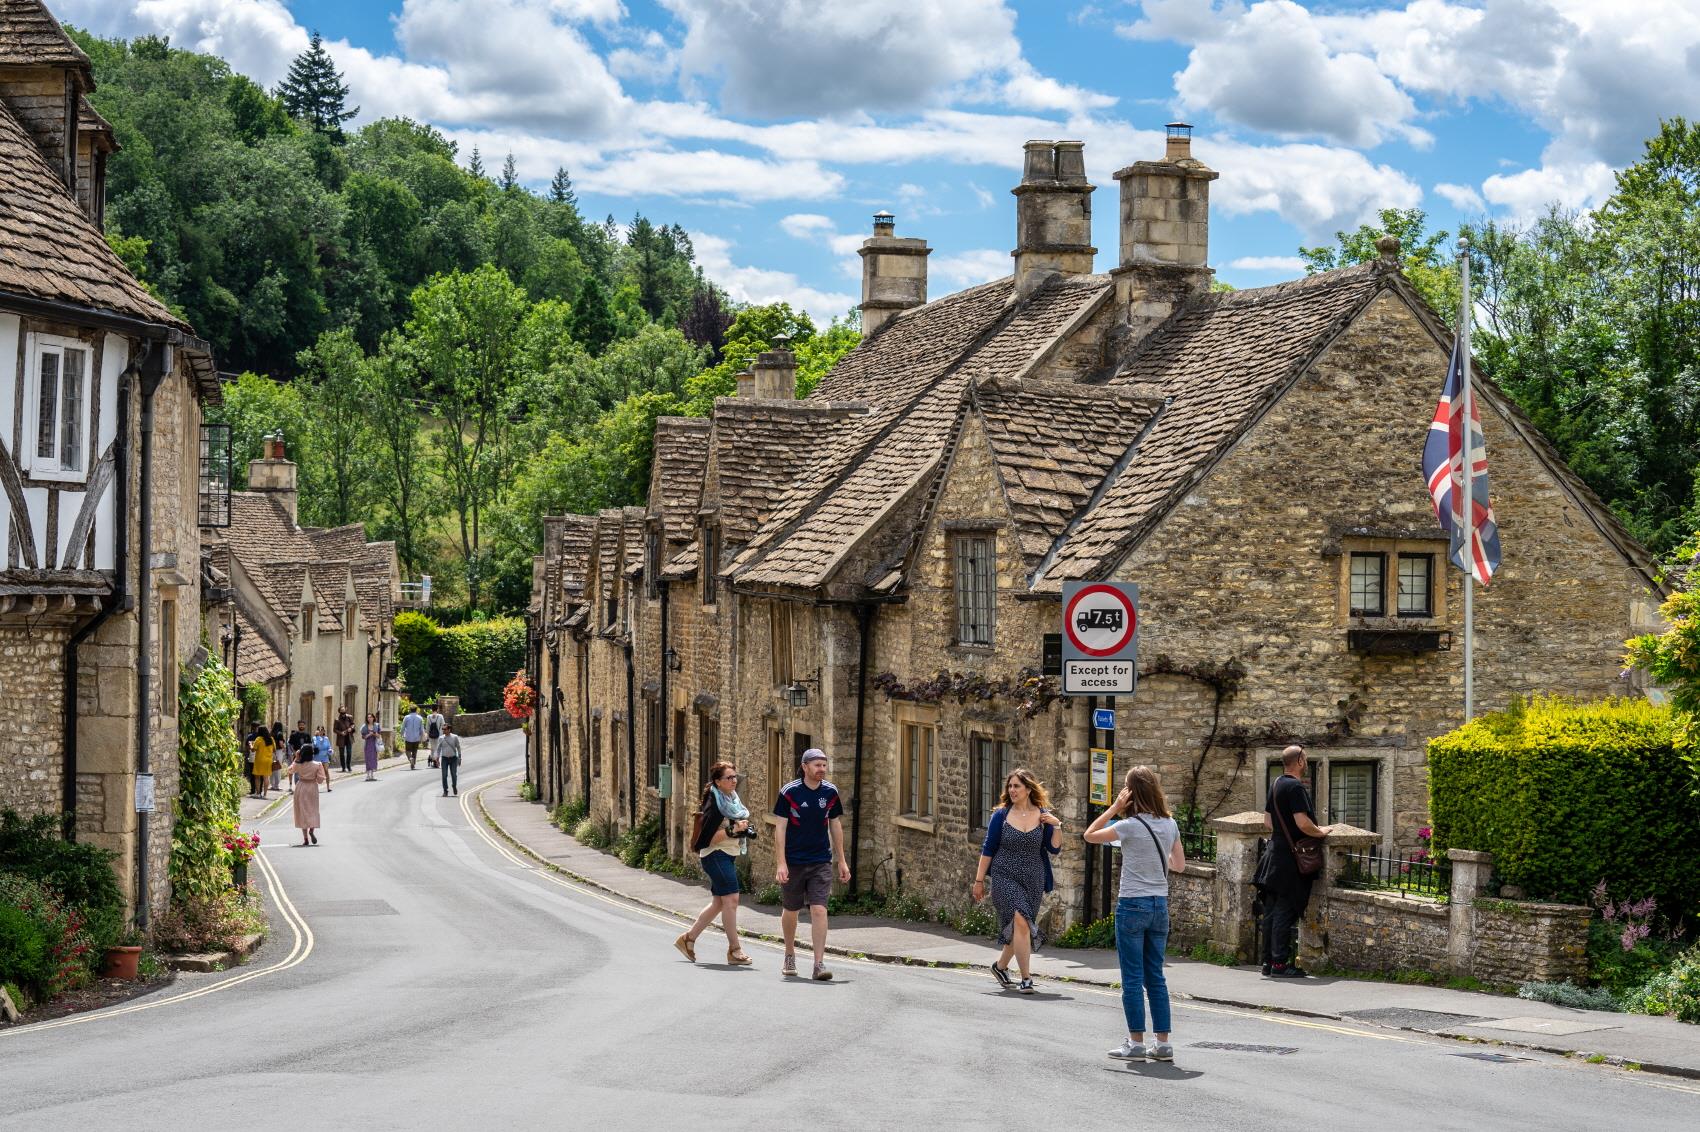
[393,610,443,702]
[0,874,93,999]
[551,798,588,831]
[1055,914,1116,949]
[754,883,781,906]
[1623,944,1700,1023]
[1427,697,1700,912]
[0,809,123,955]
[238,683,270,725]
[517,781,539,803]
[173,658,244,903]
[0,901,49,996]
[393,611,526,711]
[573,815,612,850]
[1518,980,1622,1012]
[153,889,265,954]
[616,815,662,868]
[937,900,997,938]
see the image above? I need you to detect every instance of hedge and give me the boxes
[393,611,526,712]
[1428,696,1700,918]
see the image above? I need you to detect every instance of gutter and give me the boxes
[624,636,637,828]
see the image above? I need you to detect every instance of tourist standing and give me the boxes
[772,748,849,980]
[1261,744,1333,979]
[249,727,275,798]
[334,707,355,774]
[1085,766,1186,1062]
[360,713,381,781]
[426,703,446,768]
[972,768,1062,994]
[289,747,327,846]
[287,720,309,794]
[675,761,754,967]
[400,706,425,770]
[312,725,334,792]
[437,719,463,796]
[268,721,287,793]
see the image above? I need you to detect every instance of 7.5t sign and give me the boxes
[1060,582,1138,695]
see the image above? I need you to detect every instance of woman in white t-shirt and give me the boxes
[1085,765,1187,1063]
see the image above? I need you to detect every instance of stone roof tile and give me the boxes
[0,0,90,69]
[649,417,711,544]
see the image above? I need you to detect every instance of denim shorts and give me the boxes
[702,850,740,896]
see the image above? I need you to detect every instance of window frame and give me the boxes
[1396,552,1434,618]
[1327,760,1380,832]
[701,523,719,606]
[24,333,93,483]
[698,715,719,778]
[952,533,996,647]
[300,604,315,642]
[1348,551,1386,617]
[898,720,936,819]
[344,601,358,641]
[769,601,794,688]
[968,733,1011,831]
[160,597,178,718]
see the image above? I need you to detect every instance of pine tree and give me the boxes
[468,146,486,179]
[549,167,577,208]
[571,277,616,354]
[500,152,518,192]
[276,31,357,137]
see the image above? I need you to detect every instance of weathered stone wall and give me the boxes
[1470,899,1591,986]
[451,708,522,738]
[0,623,72,816]
[1325,888,1452,975]
[1167,863,1215,948]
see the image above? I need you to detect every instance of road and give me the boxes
[2,731,1695,1131]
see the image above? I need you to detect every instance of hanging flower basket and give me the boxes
[503,670,537,720]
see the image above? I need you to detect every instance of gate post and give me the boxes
[1208,812,1268,962]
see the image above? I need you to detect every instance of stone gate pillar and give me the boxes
[1208,812,1267,961]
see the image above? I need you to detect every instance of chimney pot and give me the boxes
[872,210,895,235]
[1022,140,1058,183]
[734,369,755,398]
[751,346,798,400]
[1164,121,1193,162]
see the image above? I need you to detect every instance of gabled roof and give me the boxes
[648,417,710,544]
[0,0,90,71]
[594,508,621,597]
[708,399,866,549]
[557,514,595,599]
[1039,264,1383,589]
[619,506,646,578]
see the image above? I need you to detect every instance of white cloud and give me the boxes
[969,182,996,208]
[1226,255,1306,272]
[690,231,857,323]
[932,248,1011,287]
[1480,161,1616,222]
[1433,182,1486,213]
[575,149,845,201]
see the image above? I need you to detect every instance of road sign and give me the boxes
[1093,707,1115,730]
[1089,747,1114,805]
[1061,581,1138,694]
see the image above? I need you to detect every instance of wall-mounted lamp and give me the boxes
[664,647,682,672]
[785,669,821,708]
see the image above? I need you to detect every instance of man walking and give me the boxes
[334,707,356,774]
[400,705,425,770]
[438,719,463,796]
[426,703,446,769]
[772,748,850,980]
[1261,745,1334,978]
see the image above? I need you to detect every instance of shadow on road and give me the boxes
[1103,1063,1206,1081]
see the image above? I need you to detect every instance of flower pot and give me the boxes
[232,860,249,891]
[101,945,142,980]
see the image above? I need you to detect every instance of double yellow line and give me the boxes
[0,844,315,1037]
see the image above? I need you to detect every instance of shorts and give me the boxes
[702,850,740,897]
[405,740,420,754]
[781,861,833,911]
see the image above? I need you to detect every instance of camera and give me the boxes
[730,821,758,840]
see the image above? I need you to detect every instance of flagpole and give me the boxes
[1458,236,1474,721]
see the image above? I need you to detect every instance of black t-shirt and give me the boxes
[1265,775,1315,855]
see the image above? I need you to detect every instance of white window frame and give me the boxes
[24,333,93,483]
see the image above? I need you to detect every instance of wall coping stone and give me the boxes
[1209,811,1265,834]
[1329,886,1448,915]
[1447,848,1492,864]
[1326,824,1378,848]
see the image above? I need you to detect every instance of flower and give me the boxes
[503,670,537,720]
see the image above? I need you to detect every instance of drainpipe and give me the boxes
[658,583,669,852]
[848,602,873,895]
[579,634,590,806]
[523,616,538,794]
[60,363,135,838]
[134,340,169,930]
[624,636,637,828]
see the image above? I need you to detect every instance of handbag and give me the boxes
[1273,788,1325,877]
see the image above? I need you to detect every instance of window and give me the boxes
[603,596,616,629]
[701,524,719,606]
[592,717,603,778]
[698,716,719,776]
[1397,554,1433,617]
[792,731,813,778]
[1328,761,1379,831]
[160,598,178,717]
[1348,552,1385,616]
[344,685,359,720]
[345,601,359,640]
[767,728,785,803]
[899,722,935,818]
[770,601,794,687]
[27,335,91,481]
[953,535,995,646]
[298,693,314,731]
[969,734,1011,830]
[1265,758,1318,803]
[300,604,315,641]
[645,526,661,601]
[673,708,688,779]
[646,699,663,786]
[198,423,232,528]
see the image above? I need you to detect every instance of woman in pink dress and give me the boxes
[289,748,326,846]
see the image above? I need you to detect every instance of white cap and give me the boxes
[801,748,827,763]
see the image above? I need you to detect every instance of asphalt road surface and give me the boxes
[3,731,1696,1131]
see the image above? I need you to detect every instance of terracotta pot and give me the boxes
[101,945,142,980]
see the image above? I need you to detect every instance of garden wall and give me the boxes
[451,708,522,738]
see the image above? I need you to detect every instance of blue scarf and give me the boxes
[712,785,749,822]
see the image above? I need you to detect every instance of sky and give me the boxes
[54,0,1700,323]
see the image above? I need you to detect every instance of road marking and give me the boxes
[0,843,315,1038]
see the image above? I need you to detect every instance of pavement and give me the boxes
[480,755,1700,1081]
[2,730,1696,1132]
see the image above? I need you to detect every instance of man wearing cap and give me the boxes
[773,748,850,980]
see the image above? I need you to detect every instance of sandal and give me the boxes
[674,934,696,963]
[727,948,753,966]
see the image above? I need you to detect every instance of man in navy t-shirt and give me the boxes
[773,748,849,980]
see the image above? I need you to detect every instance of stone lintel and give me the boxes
[1446,848,1493,864]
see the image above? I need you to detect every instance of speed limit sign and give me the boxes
[1060,582,1138,694]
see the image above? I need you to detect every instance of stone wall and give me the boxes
[1167,863,1215,948]
[1325,888,1451,976]
[0,623,71,816]
[1469,900,1591,986]
[452,708,522,738]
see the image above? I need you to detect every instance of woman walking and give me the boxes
[249,727,275,798]
[360,713,381,781]
[289,746,328,846]
[972,768,1061,994]
[1085,765,1186,1063]
[268,721,287,793]
[674,761,754,967]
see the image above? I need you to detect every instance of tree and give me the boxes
[365,339,437,574]
[679,283,733,362]
[275,31,356,137]
[204,371,309,493]
[571,276,617,354]
[1300,207,1458,324]
[468,146,485,180]
[548,166,577,208]
[295,328,377,526]
[500,152,519,192]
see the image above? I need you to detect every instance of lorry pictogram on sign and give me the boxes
[1060,582,1139,695]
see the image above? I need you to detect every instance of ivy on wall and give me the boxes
[172,658,244,903]
[870,668,1063,719]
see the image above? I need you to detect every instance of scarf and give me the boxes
[712,785,749,822]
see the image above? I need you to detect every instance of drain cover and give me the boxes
[295,899,398,917]
[1192,1042,1299,1055]
[1452,1052,1530,1064]
[1345,1007,1493,1031]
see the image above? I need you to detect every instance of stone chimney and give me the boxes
[750,335,798,400]
[1111,123,1219,340]
[248,432,299,525]
[858,211,930,337]
[1011,140,1096,299]
[734,369,755,398]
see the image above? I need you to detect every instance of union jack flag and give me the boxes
[1423,337,1501,584]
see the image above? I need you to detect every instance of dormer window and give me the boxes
[26,335,91,483]
[301,604,315,641]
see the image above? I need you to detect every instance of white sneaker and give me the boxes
[1149,1043,1174,1061]
[1108,1039,1149,1061]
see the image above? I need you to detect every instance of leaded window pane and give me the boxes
[36,350,59,461]
[1349,552,1384,616]
[954,535,995,645]
[1397,554,1432,616]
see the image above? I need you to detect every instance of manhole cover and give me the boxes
[295,899,398,917]
[1191,1042,1299,1055]
[1452,1052,1530,1064]
[1345,1007,1492,1031]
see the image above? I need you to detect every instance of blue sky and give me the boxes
[57,1,1700,322]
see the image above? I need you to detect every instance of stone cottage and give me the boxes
[0,0,220,922]
[202,439,402,743]
[531,128,1661,929]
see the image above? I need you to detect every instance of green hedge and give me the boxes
[393,611,526,712]
[1428,697,1700,917]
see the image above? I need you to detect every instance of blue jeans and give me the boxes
[1115,896,1171,1035]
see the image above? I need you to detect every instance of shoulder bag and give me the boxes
[1273,789,1325,877]
[1131,814,1171,881]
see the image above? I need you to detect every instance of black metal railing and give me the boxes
[1335,846,1451,899]
[1179,825,1217,863]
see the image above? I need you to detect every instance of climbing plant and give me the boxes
[870,668,1063,719]
[172,658,244,902]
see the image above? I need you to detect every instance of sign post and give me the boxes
[1060,582,1139,694]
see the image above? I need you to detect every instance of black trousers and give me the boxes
[1262,879,1313,966]
[441,756,460,794]
[337,742,353,773]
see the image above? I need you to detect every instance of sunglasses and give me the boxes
[718,773,741,782]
